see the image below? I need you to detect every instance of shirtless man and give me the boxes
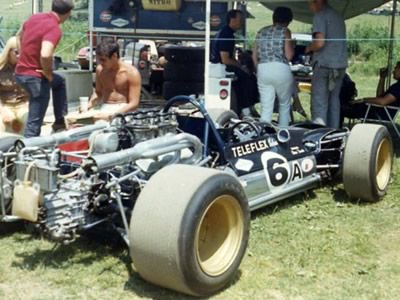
[88,40,141,120]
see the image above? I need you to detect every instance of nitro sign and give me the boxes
[149,0,173,4]
[142,0,182,11]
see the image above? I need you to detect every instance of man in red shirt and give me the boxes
[16,0,74,137]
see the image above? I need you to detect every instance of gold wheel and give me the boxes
[130,165,249,296]
[343,124,393,202]
[376,138,392,191]
[196,195,244,277]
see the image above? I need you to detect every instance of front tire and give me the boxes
[129,165,250,296]
[343,124,393,202]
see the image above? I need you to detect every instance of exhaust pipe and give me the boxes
[15,123,109,149]
[84,133,203,173]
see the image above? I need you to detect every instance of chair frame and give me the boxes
[361,103,400,138]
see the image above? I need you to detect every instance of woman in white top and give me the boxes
[253,7,294,126]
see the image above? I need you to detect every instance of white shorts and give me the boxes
[100,103,128,113]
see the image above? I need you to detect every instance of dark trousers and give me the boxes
[52,73,68,122]
[16,73,67,137]
[226,65,259,112]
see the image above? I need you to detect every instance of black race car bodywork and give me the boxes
[0,96,393,297]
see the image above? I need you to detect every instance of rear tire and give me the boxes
[129,165,250,297]
[343,124,393,202]
[207,108,238,127]
[164,46,205,63]
[0,133,21,152]
[163,62,204,81]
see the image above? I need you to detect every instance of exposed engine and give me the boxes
[88,109,179,154]
[39,179,90,243]
[9,108,203,244]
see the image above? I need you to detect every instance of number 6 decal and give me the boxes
[261,152,291,190]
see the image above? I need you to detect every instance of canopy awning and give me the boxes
[259,0,392,23]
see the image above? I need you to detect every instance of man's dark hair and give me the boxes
[226,9,243,24]
[96,40,120,59]
[272,6,293,24]
[52,0,74,15]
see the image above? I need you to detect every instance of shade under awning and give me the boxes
[259,0,392,23]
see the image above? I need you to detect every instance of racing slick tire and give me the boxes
[343,124,393,202]
[207,108,238,127]
[164,46,205,63]
[0,133,21,153]
[129,164,250,297]
[163,62,205,82]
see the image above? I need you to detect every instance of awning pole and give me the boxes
[386,0,397,88]
[32,0,39,14]
[204,0,211,104]
[89,0,94,71]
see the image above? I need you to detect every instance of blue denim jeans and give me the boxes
[16,73,67,137]
[311,65,346,129]
[52,72,68,122]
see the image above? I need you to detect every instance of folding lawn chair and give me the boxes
[361,103,400,139]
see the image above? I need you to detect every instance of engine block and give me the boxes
[39,180,90,243]
[124,109,178,142]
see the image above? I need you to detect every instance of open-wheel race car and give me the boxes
[0,95,394,297]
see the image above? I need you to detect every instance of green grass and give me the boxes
[1,167,400,299]
[1,2,400,299]
[0,0,87,62]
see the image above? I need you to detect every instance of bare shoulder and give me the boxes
[120,61,140,79]
[95,65,105,87]
[95,64,104,76]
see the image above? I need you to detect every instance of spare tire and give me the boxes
[163,61,205,82]
[157,44,175,57]
[164,46,205,63]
